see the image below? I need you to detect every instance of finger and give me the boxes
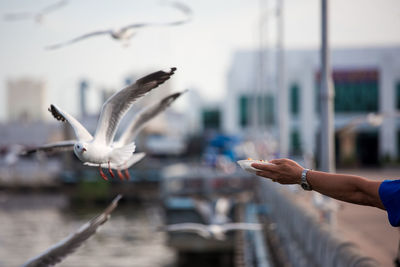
[256,172,277,182]
[269,158,286,165]
[251,163,278,172]
[255,171,277,180]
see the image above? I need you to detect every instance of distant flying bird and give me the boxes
[21,194,122,267]
[45,1,192,50]
[23,90,184,180]
[159,222,262,241]
[25,68,176,181]
[3,144,25,167]
[3,0,68,24]
[194,197,232,225]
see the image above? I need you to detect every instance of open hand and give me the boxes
[251,158,304,184]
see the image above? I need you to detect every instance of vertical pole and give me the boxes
[277,0,288,157]
[320,0,335,173]
[79,80,88,118]
[258,0,268,130]
[319,0,336,227]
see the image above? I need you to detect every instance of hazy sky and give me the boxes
[0,0,399,121]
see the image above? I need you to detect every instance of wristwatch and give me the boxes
[300,168,312,191]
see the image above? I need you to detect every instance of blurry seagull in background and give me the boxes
[21,194,122,267]
[23,89,185,180]
[3,144,25,167]
[45,1,192,50]
[194,197,232,225]
[23,68,176,181]
[3,0,68,24]
[159,222,262,241]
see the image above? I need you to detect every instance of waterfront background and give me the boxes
[1,0,400,266]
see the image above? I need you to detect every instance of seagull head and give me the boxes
[74,142,87,154]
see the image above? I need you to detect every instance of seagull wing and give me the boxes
[93,68,176,146]
[193,198,213,225]
[3,12,34,21]
[45,30,111,50]
[117,91,184,146]
[48,104,93,142]
[39,0,68,16]
[214,197,231,224]
[22,140,75,155]
[162,223,210,237]
[21,195,122,267]
[168,1,193,17]
[221,223,262,233]
[121,2,192,32]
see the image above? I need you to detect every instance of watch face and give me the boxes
[301,183,312,191]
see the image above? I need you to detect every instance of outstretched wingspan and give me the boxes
[221,223,262,233]
[45,30,110,50]
[22,195,122,267]
[48,104,93,142]
[93,68,176,146]
[22,140,75,155]
[161,223,210,238]
[116,91,185,147]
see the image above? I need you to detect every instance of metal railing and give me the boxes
[258,179,378,267]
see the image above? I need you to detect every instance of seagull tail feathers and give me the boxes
[111,142,136,163]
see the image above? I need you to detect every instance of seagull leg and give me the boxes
[117,169,124,180]
[124,169,130,180]
[108,161,115,178]
[99,165,108,181]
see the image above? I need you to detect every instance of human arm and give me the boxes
[252,158,385,209]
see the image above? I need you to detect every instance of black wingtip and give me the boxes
[137,67,177,87]
[48,104,66,122]
[161,90,187,106]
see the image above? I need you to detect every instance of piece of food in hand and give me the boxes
[237,159,272,174]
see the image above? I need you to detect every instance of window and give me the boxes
[316,70,379,113]
[239,94,274,127]
[202,108,220,130]
[290,130,302,155]
[290,84,300,115]
[239,95,249,127]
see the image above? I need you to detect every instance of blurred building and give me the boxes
[7,78,46,122]
[224,46,400,166]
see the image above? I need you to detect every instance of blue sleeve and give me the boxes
[379,180,400,227]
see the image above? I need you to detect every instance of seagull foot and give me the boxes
[117,169,124,180]
[108,161,115,178]
[124,169,130,180]
[99,166,108,181]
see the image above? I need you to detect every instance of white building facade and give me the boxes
[223,46,400,165]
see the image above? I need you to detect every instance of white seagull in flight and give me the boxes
[33,68,176,180]
[23,89,184,180]
[194,197,232,225]
[84,90,186,179]
[21,194,122,267]
[45,1,192,50]
[3,0,68,24]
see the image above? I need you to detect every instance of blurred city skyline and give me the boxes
[0,0,399,121]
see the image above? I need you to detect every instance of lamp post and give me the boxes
[277,0,288,158]
[317,0,336,227]
[320,0,335,173]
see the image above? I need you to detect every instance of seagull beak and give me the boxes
[82,148,87,152]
